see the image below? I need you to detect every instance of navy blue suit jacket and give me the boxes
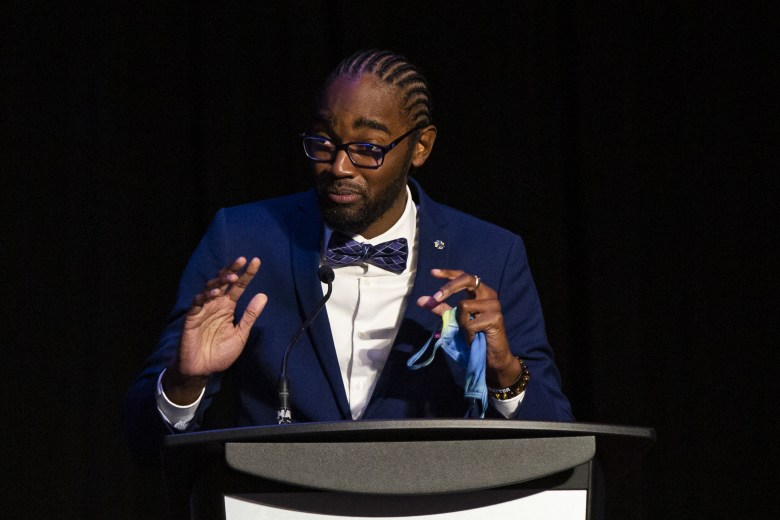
[123,181,572,461]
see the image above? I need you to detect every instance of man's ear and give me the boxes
[411,125,437,168]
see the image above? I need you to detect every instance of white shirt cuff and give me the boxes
[489,390,525,418]
[155,369,205,431]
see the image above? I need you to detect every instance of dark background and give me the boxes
[5,2,776,518]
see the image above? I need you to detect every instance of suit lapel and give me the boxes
[402,198,452,329]
[289,193,351,419]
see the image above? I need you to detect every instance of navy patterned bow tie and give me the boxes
[325,233,408,274]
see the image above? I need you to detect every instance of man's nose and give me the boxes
[331,149,355,177]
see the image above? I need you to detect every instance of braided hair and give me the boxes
[324,49,433,127]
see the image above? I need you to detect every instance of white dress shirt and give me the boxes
[322,186,419,419]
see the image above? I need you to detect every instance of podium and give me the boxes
[163,420,655,520]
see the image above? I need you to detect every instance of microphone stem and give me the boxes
[277,280,333,424]
[280,282,332,378]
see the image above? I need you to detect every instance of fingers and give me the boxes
[203,257,248,296]
[416,267,501,336]
[456,299,503,342]
[416,295,452,316]
[427,268,496,303]
[226,257,261,302]
[458,298,502,320]
[236,292,268,336]
[191,257,261,309]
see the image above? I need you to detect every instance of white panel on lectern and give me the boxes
[223,490,587,520]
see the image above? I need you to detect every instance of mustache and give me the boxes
[317,179,367,196]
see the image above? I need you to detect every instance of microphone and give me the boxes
[277,265,335,424]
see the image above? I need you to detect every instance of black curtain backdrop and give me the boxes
[5,2,776,518]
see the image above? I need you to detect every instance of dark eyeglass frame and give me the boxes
[300,124,426,169]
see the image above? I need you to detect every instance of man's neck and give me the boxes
[356,188,409,240]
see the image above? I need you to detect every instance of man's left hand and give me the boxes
[417,268,522,388]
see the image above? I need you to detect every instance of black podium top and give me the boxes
[165,418,654,449]
[164,419,655,493]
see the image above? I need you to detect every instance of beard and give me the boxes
[315,169,409,236]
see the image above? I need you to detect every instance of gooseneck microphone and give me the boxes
[277,265,335,424]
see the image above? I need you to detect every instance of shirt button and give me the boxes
[364,279,372,286]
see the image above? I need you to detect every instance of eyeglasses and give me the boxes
[301,125,424,169]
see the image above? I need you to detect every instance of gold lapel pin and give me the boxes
[434,240,445,250]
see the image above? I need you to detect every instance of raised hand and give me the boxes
[417,268,521,388]
[163,257,267,404]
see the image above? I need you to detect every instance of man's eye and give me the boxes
[310,139,334,151]
[350,143,383,155]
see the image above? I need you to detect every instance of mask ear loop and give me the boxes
[407,308,488,418]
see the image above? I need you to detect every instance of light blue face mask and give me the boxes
[406,308,487,418]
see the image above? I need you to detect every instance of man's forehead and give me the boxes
[315,74,406,133]
[313,111,392,135]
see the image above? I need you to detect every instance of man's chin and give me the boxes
[320,203,370,234]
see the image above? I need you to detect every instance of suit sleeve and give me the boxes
[497,235,574,422]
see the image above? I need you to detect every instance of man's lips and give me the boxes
[326,188,362,204]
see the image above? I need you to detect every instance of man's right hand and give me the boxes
[162,257,268,405]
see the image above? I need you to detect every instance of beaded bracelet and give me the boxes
[487,357,530,400]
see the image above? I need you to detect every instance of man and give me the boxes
[123,50,573,462]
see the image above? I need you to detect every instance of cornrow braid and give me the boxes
[325,49,433,127]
